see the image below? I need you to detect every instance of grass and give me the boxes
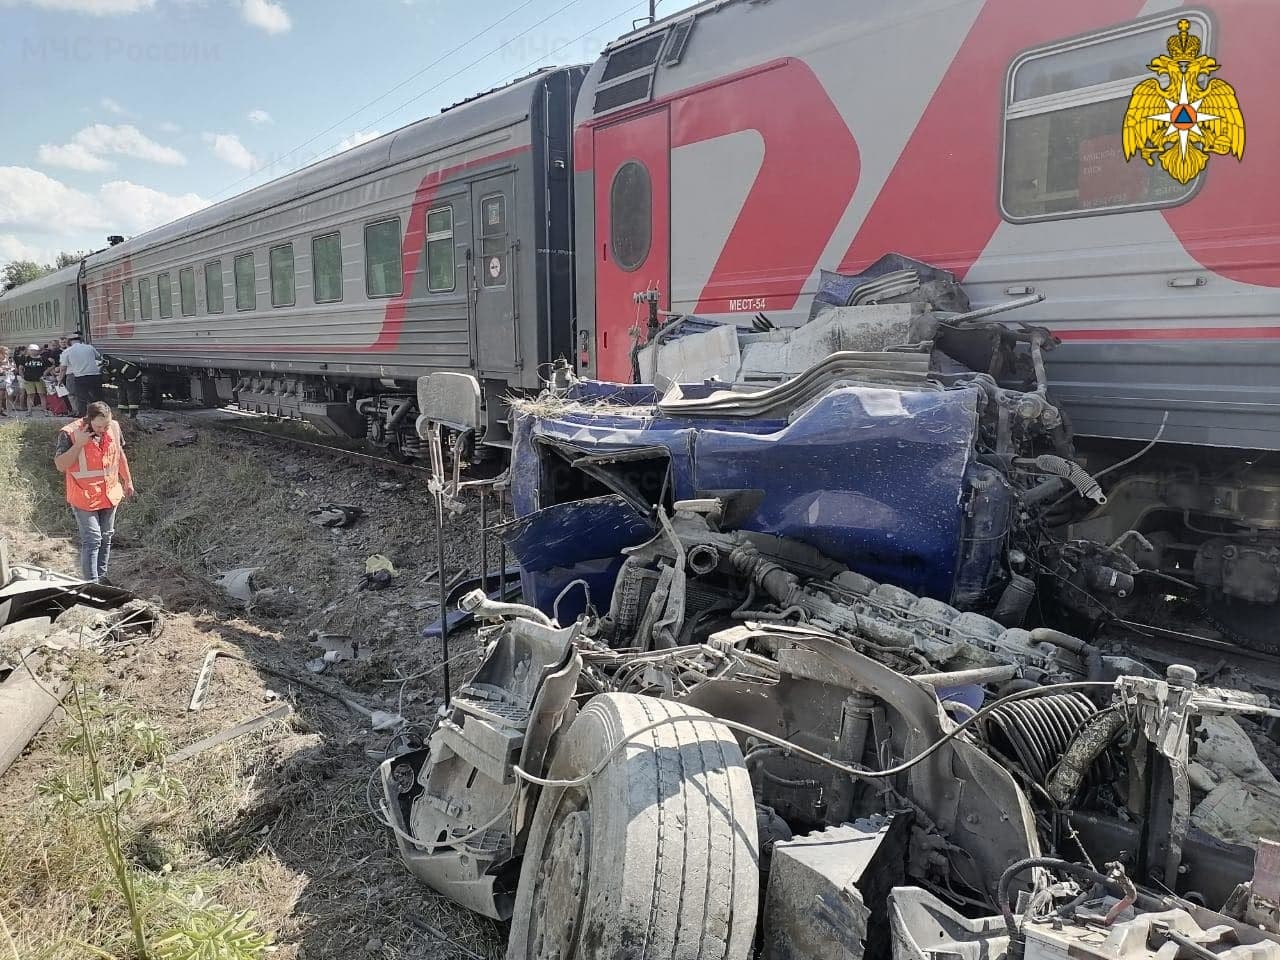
[0,417,505,959]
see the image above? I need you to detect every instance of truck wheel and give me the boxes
[506,693,759,960]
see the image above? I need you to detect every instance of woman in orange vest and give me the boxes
[52,401,135,583]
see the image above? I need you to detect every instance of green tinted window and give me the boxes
[205,260,224,314]
[312,233,343,303]
[179,266,196,316]
[234,253,256,311]
[270,244,295,307]
[122,283,133,322]
[138,278,152,321]
[364,219,402,298]
[426,207,454,293]
[157,272,173,318]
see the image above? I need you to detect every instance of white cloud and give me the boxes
[0,235,63,266]
[75,124,185,165]
[98,180,207,232]
[38,123,186,171]
[37,142,113,172]
[0,166,207,240]
[158,121,182,134]
[1,0,157,13]
[203,132,257,170]
[0,167,103,232]
[101,97,126,115]
[335,130,380,153]
[240,0,290,34]
[247,108,273,126]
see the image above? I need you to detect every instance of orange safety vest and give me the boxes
[61,419,125,511]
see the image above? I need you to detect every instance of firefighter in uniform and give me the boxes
[103,354,145,419]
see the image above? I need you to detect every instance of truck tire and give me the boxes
[506,693,759,960]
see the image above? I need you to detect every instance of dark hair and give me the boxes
[85,401,114,422]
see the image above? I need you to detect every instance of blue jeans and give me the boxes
[73,506,117,582]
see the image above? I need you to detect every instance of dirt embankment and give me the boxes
[0,415,505,959]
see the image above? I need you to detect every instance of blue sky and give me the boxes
[0,0,694,266]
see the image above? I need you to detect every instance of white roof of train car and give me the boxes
[0,262,83,301]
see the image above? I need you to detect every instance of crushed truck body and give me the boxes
[381,260,1280,960]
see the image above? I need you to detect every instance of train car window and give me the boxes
[610,160,652,272]
[662,18,695,66]
[425,207,455,293]
[270,244,296,308]
[138,278,152,321]
[311,233,343,304]
[179,266,197,317]
[601,33,664,81]
[479,195,508,289]
[594,32,666,115]
[1001,11,1209,222]
[234,253,256,311]
[123,282,133,323]
[205,260,224,314]
[364,218,403,299]
[157,272,173,319]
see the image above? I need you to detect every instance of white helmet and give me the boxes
[28,343,40,352]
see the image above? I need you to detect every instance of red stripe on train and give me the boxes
[374,143,530,351]
[841,0,1148,279]
[96,145,531,354]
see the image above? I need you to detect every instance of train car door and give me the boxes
[471,173,519,374]
[593,108,671,382]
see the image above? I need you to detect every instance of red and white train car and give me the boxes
[571,0,1280,623]
[576,0,1276,446]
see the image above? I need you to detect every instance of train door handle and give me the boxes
[602,243,607,263]
[1168,276,1207,288]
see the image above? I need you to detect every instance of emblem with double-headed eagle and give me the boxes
[1122,18,1245,185]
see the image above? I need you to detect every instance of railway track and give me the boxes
[173,409,432,479]
[1108,618,1280,695]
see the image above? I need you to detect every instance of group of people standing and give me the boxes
[0,332,142,585]
[0,335,143,419]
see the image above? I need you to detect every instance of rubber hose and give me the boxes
[1031,627,1106,683]
[1034,455,1105,504]
[1046,709,1128,805]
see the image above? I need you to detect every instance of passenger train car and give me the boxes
[6,0,1279,624]
[0,263,81,347]
[575,0,1279,453]
[569,0,1280,634]
[82,67,583,455]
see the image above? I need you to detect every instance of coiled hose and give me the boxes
[982,692,1099,784]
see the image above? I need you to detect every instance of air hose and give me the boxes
[1032,455,1106,504]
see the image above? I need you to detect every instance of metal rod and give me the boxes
[911,665,1020,688]
[941,293,1046,325]
[498,487,508,595]
[479,485,489,600]
[436,491,451,704]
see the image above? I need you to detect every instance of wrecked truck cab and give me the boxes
[505,373,1015,620]
[388,276,1279,957]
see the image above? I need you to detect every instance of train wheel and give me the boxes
[506,693,759,960]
